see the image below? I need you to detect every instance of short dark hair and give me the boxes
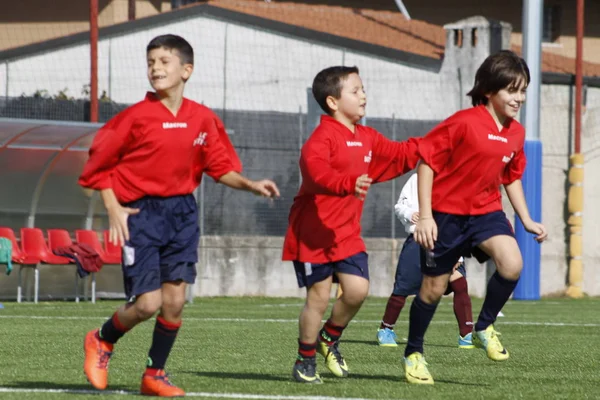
[467,50,530,106]
[312,66,360,114]
[146,34,194,65]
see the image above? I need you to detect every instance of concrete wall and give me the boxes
[0,236,491,301]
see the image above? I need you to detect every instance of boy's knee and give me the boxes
[420,277,447,304]
[495,257,523,281]
[134,297,162,321]
[161,296,186,319]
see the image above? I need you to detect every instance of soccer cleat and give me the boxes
[377,328,398,347]
[458,332,475,349]
[292,357,323,384]
[474,325,509,361]
[317,340,348,377]
[403,352,434,384]
[140,370,185,397]
[83,329,113,390]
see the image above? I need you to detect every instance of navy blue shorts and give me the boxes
[421,210,514,277]
[121,194,199,300]
[393,235,466,296]
[293,252,369,288]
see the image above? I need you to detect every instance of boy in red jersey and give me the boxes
[79,34,279,397]
[403,50,548,385]
[283,66,420,384]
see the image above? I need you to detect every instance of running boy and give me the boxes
[377,173,473,348]
[403,50,547,385]
[283,66,420,384]
[79,34,279,397]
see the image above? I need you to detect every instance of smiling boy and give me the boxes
[79,34,279,397]
[283,66,420,384]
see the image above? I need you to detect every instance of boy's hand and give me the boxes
[410,211,420,224]
[414,216,437,250]
[522,219,548,243]
[249,179,280,198]
[355,174,372,200]
[107,204,140,246]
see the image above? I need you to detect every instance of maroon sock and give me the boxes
[380,295,406,330]
[297,340,317,363]
[450,277,473,337]
[319,319,346,346]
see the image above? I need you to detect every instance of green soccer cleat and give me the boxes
[292,357,323,384]
[403,352,434,385]
[317,340,348,377]
[474,325,509,361]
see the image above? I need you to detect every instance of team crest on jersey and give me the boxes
[193,132,208,146]
[502,152,515,163]
[364,150,372,163]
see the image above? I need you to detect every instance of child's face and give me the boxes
[487,77,527,120]
[328,73,367,123]
[146,47,192,93]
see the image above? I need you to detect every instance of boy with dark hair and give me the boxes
[403,50,547,384]
[283,65,420,384]
[79,34,279,397]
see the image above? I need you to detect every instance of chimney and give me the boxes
[441,16,512,110]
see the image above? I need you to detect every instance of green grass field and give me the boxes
[0,297,598,400]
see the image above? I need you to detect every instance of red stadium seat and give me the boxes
[0,227,42,303]
[48,229,95,303]
[76,229,121,265]
[0,226,39,264]
[103,230,122,264]
[21,228,71,265]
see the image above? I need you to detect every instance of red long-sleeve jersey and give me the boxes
[418,105,526,215]
[282,115,420,263]
[79,92,242,204]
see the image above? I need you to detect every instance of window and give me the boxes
[542,5,561,43]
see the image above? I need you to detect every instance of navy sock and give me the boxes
[146,316,181,371]
[475,271,519,332]
[99,312,129,344]
[404,295,439,358]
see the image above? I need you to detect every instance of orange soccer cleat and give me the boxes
[140,370,185,397]
[83,329,113,390]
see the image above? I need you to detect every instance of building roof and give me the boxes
[1,0,598,80]
[206,0,600,77]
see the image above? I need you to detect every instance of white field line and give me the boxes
[0,314,597,327]
[0,387,399,400]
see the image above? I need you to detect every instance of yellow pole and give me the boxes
[566,153,584,298]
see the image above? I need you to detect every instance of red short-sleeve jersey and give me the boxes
[79,93,242,204]
[418,105,526,215]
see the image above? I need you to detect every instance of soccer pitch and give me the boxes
[0,297,597,400]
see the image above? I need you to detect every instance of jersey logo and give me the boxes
[193,132,208,146]
[162,122,188,129]
[502,152,515,163]
[364,150,372,163]
[346,141,363,147]
[488,133,508,143]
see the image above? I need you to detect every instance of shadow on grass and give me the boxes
[184,370,291,382]
[1,381,135,395]
[342,338,456,349]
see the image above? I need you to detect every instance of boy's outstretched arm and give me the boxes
[218,171,280,198]
[368,134,420,183]
[504,179,547,243]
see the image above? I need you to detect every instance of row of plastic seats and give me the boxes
[0,227,122,304]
